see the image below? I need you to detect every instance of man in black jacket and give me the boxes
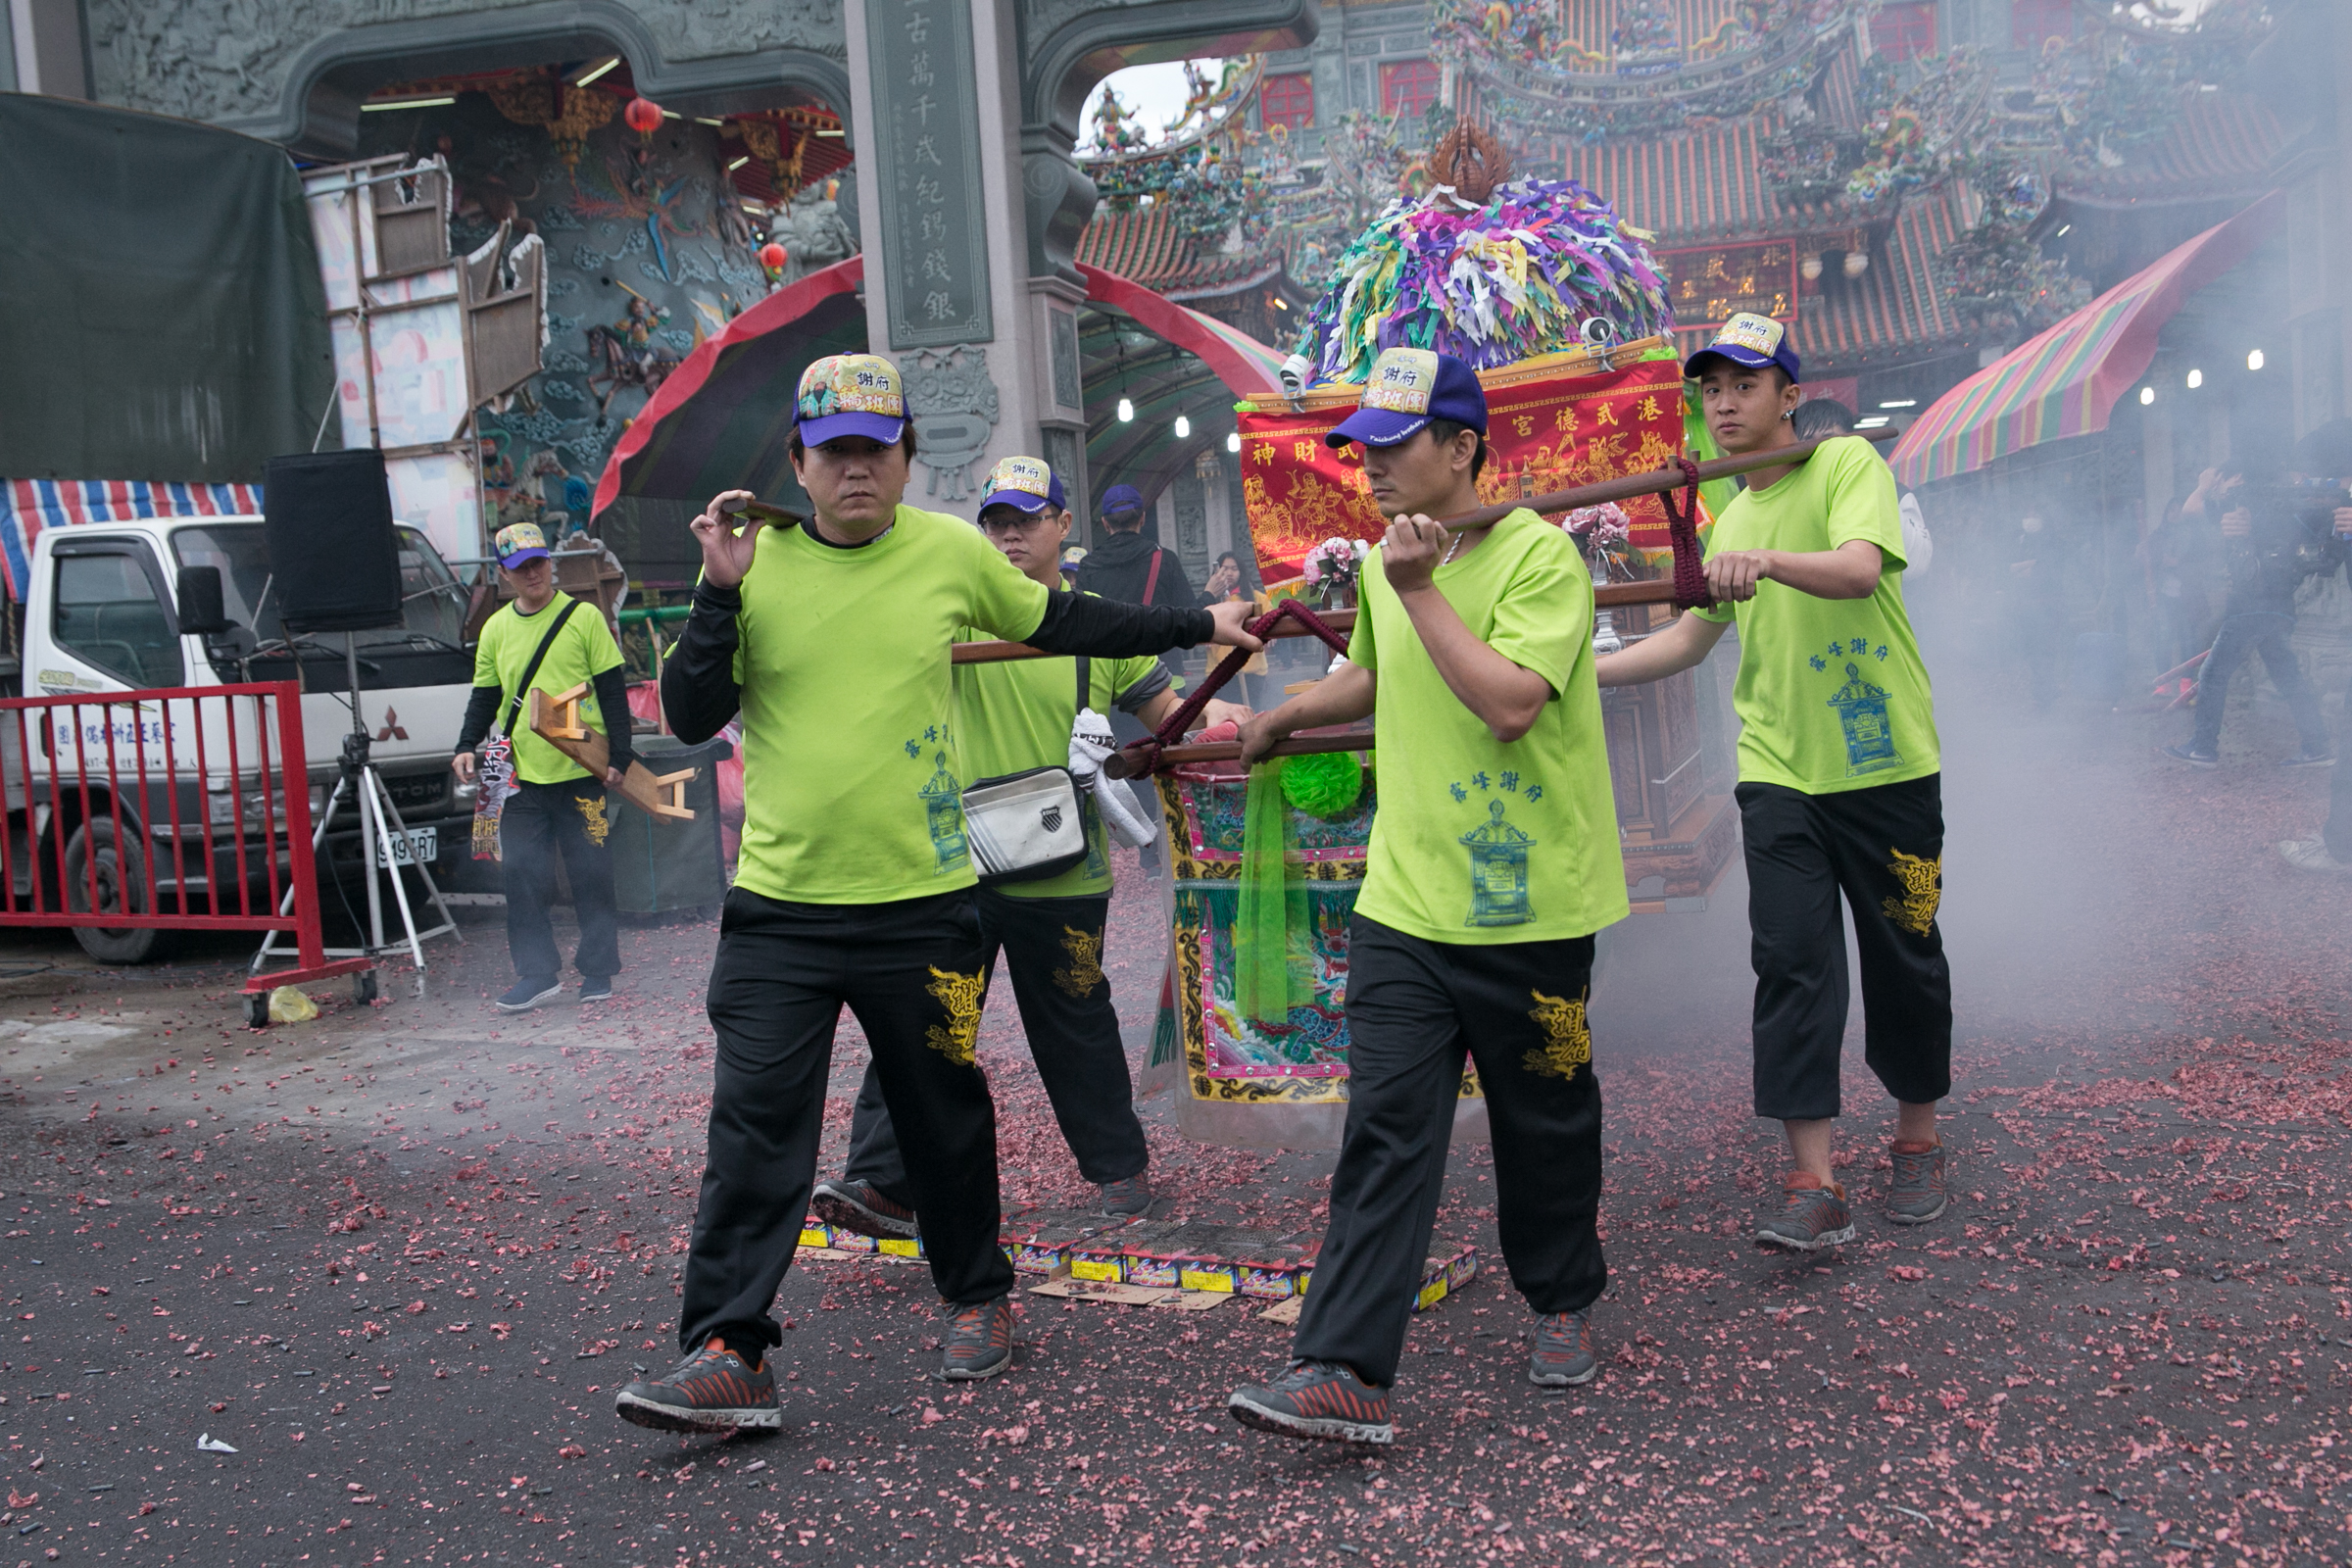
[1074,483,1204,610]
[610,354,1260,1437]
[2162,457,2339,767]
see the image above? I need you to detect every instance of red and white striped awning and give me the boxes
[0,479,263,598]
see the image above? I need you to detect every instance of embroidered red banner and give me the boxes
[1238,355,1691,586]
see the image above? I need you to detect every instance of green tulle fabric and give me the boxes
[1235,762,1314,1026]
[1279,749,1363,819]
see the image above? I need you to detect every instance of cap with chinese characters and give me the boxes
[1328,347,1489,449]
[978,456,1067,516]
[794,353,908,446]
[494,521,550,568]
[1684,312,1802,383]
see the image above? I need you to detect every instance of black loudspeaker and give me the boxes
[261,450,404,632]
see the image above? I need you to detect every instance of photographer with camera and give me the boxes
[2159,454,2341,769]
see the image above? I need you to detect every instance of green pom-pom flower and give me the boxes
[1279,750,1363,819]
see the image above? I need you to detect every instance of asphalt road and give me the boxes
[3,635,2350,1566]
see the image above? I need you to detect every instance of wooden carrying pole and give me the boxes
[528,685,700,819]
[953,426,1901,667]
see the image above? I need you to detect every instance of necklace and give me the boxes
[1442,528,1469,566]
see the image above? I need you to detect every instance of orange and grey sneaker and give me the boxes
[812,1178,918,1240]
[1228,1359,1395,1446]
[613,1338,780,1433]
[1886,1139,1948,1224]
[1756,1172,1856,1251]
[940,1296,1015,1381]
[1529,1308,1599,1389]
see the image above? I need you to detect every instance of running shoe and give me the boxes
[496,978,563,1012]
[2159,743,2219,768]
[1099,1173,1153,1217]
[613,1339,780,1433]
[1756,1174,1856,1251]
[1528,1308,1599,1389]
[1886,1139,1949,1225]
[2278,838,2352,874]
[1229,1359,1394,1446]
[578,977,614,1003]
[939,1297,1015,1381]
[811,1178,918,1240]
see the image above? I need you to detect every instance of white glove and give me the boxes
[1069,707,1159,850]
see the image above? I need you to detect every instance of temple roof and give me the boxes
[1074,206,1288,301]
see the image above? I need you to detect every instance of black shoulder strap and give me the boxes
[498,599,583,738]
[1076,654,1091,718]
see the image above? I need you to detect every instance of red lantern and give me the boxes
[758,241,789,274]
[623,97,663,138]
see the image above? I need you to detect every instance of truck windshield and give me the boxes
[170,523,468,650]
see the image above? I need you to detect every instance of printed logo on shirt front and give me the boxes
[910,733,969,872]
[1459,799,1535,927]
[1806,637,1903,777]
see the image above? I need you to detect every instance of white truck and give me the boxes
[4,514,480,962]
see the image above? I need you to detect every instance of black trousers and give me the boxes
[1739,774,1952,1122]
[1293,916,1607,1390]
[844,890,1148,1200]
[502,777,619,984]
[679,888,1015,1354]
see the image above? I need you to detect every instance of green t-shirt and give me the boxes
[731,505,1050,905]
[471,592,624,786]
[1348,508,1630,944]
[1690,436,1939,795]
[952,586,1170,900]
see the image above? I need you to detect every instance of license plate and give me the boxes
[374,826,437,868]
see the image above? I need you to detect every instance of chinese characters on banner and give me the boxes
[1237,354,1694,586]
[866,0,991,349]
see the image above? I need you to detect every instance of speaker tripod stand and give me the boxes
[255,636,459,991]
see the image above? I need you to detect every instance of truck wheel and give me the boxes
[63,818,167,965]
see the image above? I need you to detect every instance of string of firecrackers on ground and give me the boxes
[1235,344,1701,586]
[1293,177,1676,383]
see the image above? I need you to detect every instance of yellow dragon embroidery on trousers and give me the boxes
[1524,989,1592,1082]
[1053,925,1105,998]
[575,794,612,847]
[923,966,986,1066]
[1882,847,1941,937]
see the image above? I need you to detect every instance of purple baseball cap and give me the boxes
[1684,312,1803,383]
[794,353,907,446]
[1328,348,1489,449]
[1099,483,1146,519]
[979,456,1067,515]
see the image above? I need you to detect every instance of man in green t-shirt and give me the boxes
[815,456,1219,1235]
[1225,348,1628,1447]
[612,357,1261,1436]
[452,521,633,1012]
[1594,314,1952,1253]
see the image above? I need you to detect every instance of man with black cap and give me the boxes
[612,359,1262,1435]
[1595,313,1951,1254]
[1074,482,1205,612]
[452,519,633,1012]
[1224,346,1627,1446]
[814,455,1200,1238]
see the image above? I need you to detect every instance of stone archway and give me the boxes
[85,0,851,156]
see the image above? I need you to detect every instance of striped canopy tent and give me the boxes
[0,479,265,599]
[1889,192,2283,489]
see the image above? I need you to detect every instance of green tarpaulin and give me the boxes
[0,94,332,482]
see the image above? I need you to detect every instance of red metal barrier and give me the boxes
[0,680,369,998]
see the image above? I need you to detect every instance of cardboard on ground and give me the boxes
[1027,1274,1229,1312]
[528,684,697,819]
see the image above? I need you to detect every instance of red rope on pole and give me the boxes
[1124,598,1352,778]
[1657,455,1714,612]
